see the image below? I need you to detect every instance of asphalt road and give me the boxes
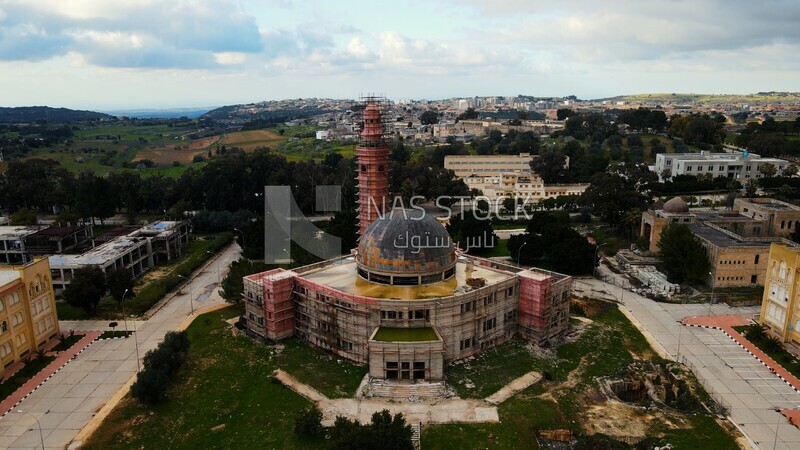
[0,243,241,450]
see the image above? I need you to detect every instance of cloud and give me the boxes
[0,0,262,67]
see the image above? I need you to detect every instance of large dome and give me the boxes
[663,196,689,214]
[356,209,457,286]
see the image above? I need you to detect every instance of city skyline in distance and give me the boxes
[0,0,799,110]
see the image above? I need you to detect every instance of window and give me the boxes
[460,301,476,314]
[8,292,20,306]
[0,342,12,358]
[16,333,27,346]
[506,287,514,297]
[755,255,760,264]
[1,321,6,333]
[11,313,23,326]
[751,275,757,284]
[483,317,497,332]
[0,299,3,312]
[361,165,367,172]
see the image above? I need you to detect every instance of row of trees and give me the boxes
[295,406,413,450]
[62,267,134,315]
[506,212,596,275]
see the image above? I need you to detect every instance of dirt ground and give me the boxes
[134,135,222,164]
[221,130,286,151]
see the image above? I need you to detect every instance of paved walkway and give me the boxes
[576,267,800,450]
[0,243,240,450]
[275,369,549,426]
[0,332,102,419]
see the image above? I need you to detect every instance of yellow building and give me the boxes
[760,243,800,346]
[0,258,60,369]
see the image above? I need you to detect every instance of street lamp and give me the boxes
[121,288,130,334]
[233,228,245,250]
[594,242,608,278]
[16,410,44,450]
[133,317,141,372]
[708,271,715,316]
[206,251,220,284]
[177,275,194,314]
[517,241,528,266]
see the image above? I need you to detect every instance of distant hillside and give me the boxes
[596,92,800,105]
[102,107,214,119]
[202,102,336,123]
[0,106,113,123]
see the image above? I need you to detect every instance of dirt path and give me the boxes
[485,371,541,405]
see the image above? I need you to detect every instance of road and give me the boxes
[0,243,241,450]
[576,266,800,450]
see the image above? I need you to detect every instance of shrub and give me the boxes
[131,331,190,405]
[294,405,324,438]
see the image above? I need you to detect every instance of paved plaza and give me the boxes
[0,244,240,450]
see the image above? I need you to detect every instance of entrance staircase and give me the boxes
[361,378,455,400]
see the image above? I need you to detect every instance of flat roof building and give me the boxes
[654,151,791,181]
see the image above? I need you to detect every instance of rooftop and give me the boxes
[688,223,795,249]
[49,236,147,267]
[27,225,89,239]
[0,270,21,286]
[0,226,40,240]
[300,258,513,300]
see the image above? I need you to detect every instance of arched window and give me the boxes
[361,165,367,172]
[1,321,7,333]
[378,165,384,172]
[780,261,787,279]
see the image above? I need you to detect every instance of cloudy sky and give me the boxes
[0,0,798,109]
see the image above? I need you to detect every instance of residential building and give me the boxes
[759,243,800,346]
[0,258,60,368]
[444,153,539,177]
[654,151,791,180]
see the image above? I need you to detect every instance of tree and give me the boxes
[580,164,657,228]
[745,179,758,198]
[657,223,709,284]
[783,163,798,177]
[328,410,413,450]
[131,331,189,405]
[556,108,575,120]
[294,405,324,438]
[220,258,270,303]
[106,267,134,305]
[9,207,37,225]
[447,213,498,254]
[758,163,777,178]
[531,150,568,183]
[456,107,478,122]
[419,110,439,125]
[63,267,106,315]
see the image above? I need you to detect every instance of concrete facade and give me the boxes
[463,172,589,205]
[0,258,60,369]
[243,256,571,381]
[760,243,800,346]
[444,153,538,177]
[654,151,791,180]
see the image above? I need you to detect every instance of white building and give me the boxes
[654,151,791,181]
[315,130,330,140]
[463,173,588,205]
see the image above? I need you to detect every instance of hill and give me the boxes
[0,106,113,123]
[596,92,800,106]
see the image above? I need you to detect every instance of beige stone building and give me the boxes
[463,172,588,205]
[1,258,60,369]
[444,153,540,177]
[759,243,800,346]
[640,197,800,288]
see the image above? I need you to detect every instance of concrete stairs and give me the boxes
[411,423,421,449]
[362,378,454,400]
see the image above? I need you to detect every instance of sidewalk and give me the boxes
[0,331,101,418]
[682,315,800,393]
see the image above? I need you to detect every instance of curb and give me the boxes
[683,322,800,395]
[0,335,99,419]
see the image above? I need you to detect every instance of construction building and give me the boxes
[47,220,189,293]
[356,98,391,235]
[0,258,60,369]
[243,99,573,382]
[640,197,800,288]
[0,226,39,265]
[759,243,800,346]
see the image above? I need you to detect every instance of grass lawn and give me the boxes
[81,306,364,449]
[733,325,800,379]
[0,355,55,402]
[374,327,439,342]
[51,333,84,352]
[475,238,510,258]
[425,304,738,449]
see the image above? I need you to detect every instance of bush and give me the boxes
[131,331,190,405]
[294,405,324,438]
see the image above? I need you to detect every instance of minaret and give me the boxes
[356,98,390,236]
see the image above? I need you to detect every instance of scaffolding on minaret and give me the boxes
[354,95,392,236]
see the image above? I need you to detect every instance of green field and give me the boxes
[81,306,365,449]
